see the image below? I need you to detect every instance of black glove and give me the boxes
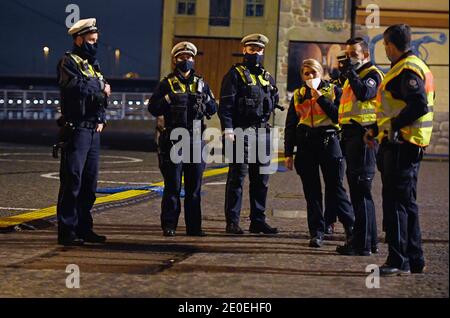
[167,92,188,105]
[188,93,199,105]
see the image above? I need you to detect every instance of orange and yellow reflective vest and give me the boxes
[339,65,384,126]
[293,83,339,129]
[376,55,435,146]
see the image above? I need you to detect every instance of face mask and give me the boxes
[350,57,363,70]
[80,41,98,58]
[244,53,263,66]
[305,78,321,90]
[176,60,194,73]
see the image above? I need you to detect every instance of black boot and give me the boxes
[58,232,84,246]
[82,231,107,243]
[226,223,244,234]
[249,222,279,234]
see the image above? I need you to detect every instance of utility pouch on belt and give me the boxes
[171,104,188,127]
[52,122,75,159]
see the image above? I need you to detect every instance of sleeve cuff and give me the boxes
[98,79,105,91]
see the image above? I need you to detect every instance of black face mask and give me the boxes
[244,53,263,66]
[80,41,98,60]
[176,60,194,73]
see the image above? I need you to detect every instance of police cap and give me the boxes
[171,41,198,58]
[241,34,269,48]
[68,18,98,37]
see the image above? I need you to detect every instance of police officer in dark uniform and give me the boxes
[148,41,217,237]
[56,18,109,246]
[375,24,435,275]
[336,38,384,256]
[284,58,354,248]
[219,34,279,235]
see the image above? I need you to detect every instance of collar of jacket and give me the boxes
[391,50,414,68]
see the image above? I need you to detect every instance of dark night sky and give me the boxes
[0,0,163,79]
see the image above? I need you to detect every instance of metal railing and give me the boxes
[0,90,155,121]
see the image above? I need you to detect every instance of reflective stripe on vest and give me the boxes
[376,55,435,146]
[167,75,203,94]
[69,53,103,79]
[234,65,271,87]
[293,84,339,129]
[339,65,384,126]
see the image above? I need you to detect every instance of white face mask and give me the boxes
[350,57,363,70]
[305,78,321,90]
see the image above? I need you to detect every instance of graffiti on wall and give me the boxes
[368,31,448,72]
[286,31,447,95]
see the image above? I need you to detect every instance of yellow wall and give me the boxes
[360,0,449,11]
[160,0,279,78]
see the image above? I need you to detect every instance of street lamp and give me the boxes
[43,46,50,75]
[114,48,120,77]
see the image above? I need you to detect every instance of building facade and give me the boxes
[161,0,449,154]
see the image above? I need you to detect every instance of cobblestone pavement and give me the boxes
[0,143,448,297]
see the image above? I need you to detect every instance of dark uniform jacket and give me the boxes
[219,63,279,130]
[57,46,107,125]
[148,70,217,130]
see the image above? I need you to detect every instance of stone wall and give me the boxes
[429,112,449,155]
[274,0,449,155]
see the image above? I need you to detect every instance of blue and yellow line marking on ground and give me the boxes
[0,157,285,228]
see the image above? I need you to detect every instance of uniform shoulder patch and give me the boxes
[408,79,419,89]
[366,78,376,88]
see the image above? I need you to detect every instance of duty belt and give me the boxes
[298,126,338,139]
[76,121,97,129]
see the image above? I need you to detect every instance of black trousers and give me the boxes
[377,141,425,270]
[57,127,99,237]
[224,128,271,225]
[341,127,378,251]
[158,141,205,233]
[294,132,354,238]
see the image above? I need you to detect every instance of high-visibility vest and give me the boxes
[339,65,384,126]
[293,83,339,129]
[167,74,204,94]
[376,55,435,146]
[68,53,103,79]
[234,64,271,87]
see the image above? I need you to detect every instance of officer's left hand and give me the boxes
[103,84,111,97]
[363,129,376,149]
[310,88,322,99]
[96,123,104,133]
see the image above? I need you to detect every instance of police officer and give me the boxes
[56,18,109,246]
[148,41,217,237]
[375,24,434,275]
[219,34,279,235]
[335,38,384,256]
[284,59,354,248]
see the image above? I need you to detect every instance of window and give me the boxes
[323,0,345,20]
[177,0,196,15]
[246,0,264,17]
[209,0,231,26]
[311,0,349,21]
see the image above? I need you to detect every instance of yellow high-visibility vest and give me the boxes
[293,83,339,129]
[167,74,204,94]
[69,53,103,79]
[339,65,384,126]
[376,55,435,146]
[234,64,271,87]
